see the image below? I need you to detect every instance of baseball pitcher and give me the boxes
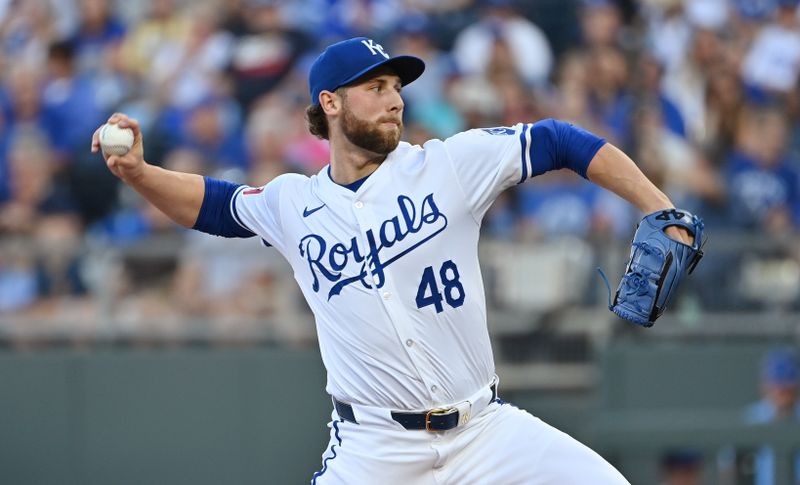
[91,37,703,484]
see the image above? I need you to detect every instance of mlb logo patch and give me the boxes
[243,186,265,195]
[481,127,515,136]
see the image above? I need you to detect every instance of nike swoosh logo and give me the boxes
[303,204,326,217]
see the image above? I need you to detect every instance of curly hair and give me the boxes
[305,103,329,140]
[305,88,346,140]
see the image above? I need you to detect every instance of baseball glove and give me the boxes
[600,208,705,327]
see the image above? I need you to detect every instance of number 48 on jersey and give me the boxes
[415,259,465,313]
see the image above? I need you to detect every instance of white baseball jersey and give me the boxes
[229,123,631,484]
[232,123,536,411]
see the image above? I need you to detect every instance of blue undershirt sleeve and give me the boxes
[192,176,256,238]
[530,119,607,179]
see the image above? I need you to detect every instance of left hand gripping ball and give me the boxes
[99,123,134,156]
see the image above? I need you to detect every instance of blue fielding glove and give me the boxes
[603,209,705,327]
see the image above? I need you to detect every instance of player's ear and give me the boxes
[319,90,341,115]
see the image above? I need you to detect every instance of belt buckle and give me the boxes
[425,407,457,432]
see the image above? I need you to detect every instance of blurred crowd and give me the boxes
[2,0,800,342]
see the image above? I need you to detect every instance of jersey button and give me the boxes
[382,291,391,300]
[354,201,364,209]
[405,339,413,347]
[430,385,438,393]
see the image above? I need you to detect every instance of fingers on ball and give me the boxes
[108,113,138,130]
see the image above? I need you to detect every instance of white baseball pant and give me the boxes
[312,397,630,484]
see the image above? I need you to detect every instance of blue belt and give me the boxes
[333,383,497,431]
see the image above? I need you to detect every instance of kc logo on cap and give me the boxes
[361,39,390,59]
[308,37,425,105]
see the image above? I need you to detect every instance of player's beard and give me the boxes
[340,103,402,155]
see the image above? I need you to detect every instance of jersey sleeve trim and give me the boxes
[230,185,252,233]
[518,123,533,184]
[193,177,256,238]
[273,176,289,250]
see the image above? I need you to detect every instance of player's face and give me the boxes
[339,72,404,155]
[766,384,798,411]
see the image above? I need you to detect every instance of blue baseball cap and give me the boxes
[308,37,425,105]
[662,449,703,469]
[762,349,799,386]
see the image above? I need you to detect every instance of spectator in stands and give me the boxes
[578,0,625,50]
[42,40,105,159]
[2,64,52,149]
[245,96,296,180]
[634,54,686,139]
[584,45,634,149]
[445,74,503,129]
[246,92,329,177]
[0,238,38,314]
[452,0,553,89]
[552,51,605,136]
[748,348,800,422]
[661,25,726,146]
[658,449,704,485]
[118,0,190,82]
[0,133,70,236]
[148,5,233,110]
[0,134,84,315]
[176,96,248,170]
[493,69,546,128]
[68,0,126,76]
[398,0,473,49]
[730,0,779,24]
[312,0,406,39]
[744,348,800,485]
[641,0,692,73]
[0,0,58,70]
[225,0,309,112]
[723,105,800,234]
[31,206,86,309]
[703,60,745,163]
[390,15,461,139]
[551,46,634,152]
[0,136,46,316]
[741,0,800,98]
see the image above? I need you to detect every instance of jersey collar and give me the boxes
[318,142,411,198]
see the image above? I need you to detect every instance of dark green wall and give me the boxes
[0,349,330,485]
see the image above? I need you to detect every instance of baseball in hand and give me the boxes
[98,123,134,156]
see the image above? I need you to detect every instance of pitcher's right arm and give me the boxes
[91,113,253,238]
